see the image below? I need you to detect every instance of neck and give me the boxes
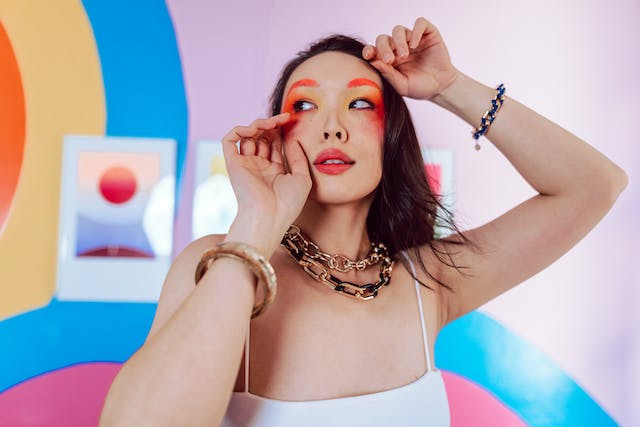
[290,197,374,260]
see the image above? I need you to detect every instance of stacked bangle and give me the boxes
[472,83,506,150]
[195,242,277,318]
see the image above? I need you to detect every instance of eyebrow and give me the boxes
[347,78,381,90]
[286,79,319,96]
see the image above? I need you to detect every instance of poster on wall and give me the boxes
[422,148,455,237]
[192,140,237,240]
[56,135,176,302]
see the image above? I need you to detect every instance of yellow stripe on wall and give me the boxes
[0,1,106,319]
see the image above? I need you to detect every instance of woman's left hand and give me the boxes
[363,17,459,101]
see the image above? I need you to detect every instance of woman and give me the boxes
[100,17,627,426]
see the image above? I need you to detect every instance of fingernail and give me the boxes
[384,54,394,63]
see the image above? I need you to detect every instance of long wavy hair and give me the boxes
[270,35,476,291]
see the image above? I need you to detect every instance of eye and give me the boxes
[349,99,374,109]
[293,100,316,112]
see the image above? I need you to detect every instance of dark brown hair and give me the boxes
[270,35,476,291]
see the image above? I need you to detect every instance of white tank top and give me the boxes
[221,253,450,426]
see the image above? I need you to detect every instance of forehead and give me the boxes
[284,51,382,93]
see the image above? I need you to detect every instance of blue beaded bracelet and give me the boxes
[472,83,506,150]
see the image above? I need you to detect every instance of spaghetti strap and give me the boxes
[244,321,250,392]
[403,251,433,372]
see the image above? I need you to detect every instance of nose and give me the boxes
[323,130,346,141]
[322,112,348,143]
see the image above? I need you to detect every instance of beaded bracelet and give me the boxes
[195,242,277,318]
[472,83,506,150]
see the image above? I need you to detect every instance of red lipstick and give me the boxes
[313,149,355,175]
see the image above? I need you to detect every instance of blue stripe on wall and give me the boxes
[0,299,155,392]
[81,0,188,201]
[437,311,618,427]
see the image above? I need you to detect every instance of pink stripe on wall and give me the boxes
[442,371,526,426]
[0,363,121,426]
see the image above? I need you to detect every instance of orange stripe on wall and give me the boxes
[0,22,26,235]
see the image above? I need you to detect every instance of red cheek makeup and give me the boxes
[282,79,318,115]
[347,78,385,129]
[281,81,318,138]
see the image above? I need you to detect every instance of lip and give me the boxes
[313,149,355,175]
[313,149,354,165]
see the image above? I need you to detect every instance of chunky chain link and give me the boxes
[283,225,385,272]
[281,225,393,301]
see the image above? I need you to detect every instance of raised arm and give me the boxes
[363,17,628,324]
[100,114,311,427]
[431,71,627,323]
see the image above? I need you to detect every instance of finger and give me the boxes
[252,112,291,131]
[222,125,256,159]
[271,111,291,126]
[410,17,430,48]
[375,34,395,64]
[222,135,239,160]
[362,44,377,60]
[240,138,256,156]
[251,117,278,131]
[223,114,291,159]
[270,136,284,164]
[391,25,410,58]
[284,139,310,177]
[368,58,407,93]
[256,135,270,158]
[221,139,238,177]
[222,125,259,143]
[224,114,290,143]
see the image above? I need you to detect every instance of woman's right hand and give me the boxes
[221,113,311,253]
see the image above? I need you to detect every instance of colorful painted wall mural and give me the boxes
[0,1,636,426]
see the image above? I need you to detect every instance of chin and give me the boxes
[308,181,378,206]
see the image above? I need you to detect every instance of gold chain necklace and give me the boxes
[280,225,394,301]
[284,225,385,272]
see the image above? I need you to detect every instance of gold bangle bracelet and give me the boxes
[194,242,277,318]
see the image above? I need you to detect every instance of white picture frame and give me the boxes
[192,140,237,240]
[56,135,176,302]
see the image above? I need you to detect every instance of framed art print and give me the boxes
[56,135,176,302]
[422,148,455,238]
[192,140,237,240]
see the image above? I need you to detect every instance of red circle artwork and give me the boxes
[98,166,137,204]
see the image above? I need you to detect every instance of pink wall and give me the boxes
[1,0,634,424]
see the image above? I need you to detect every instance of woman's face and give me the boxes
[281,51,385,205]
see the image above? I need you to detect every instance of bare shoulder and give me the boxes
[145,234,226,342]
